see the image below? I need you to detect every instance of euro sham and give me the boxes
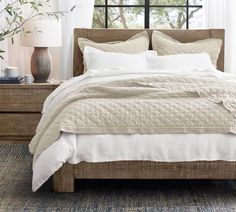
[152,31,222,67]
[79,31,149,54]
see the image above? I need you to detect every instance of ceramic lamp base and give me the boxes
[31,47,52,83]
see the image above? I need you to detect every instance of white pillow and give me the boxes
[84,46,157,70]
[147,53,214,71]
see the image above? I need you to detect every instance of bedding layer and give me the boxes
[30,72,236,165]
[33,133,236,192]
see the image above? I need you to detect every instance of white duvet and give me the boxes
[32,68,236,192]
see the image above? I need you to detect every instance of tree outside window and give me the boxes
[93,0,203,29]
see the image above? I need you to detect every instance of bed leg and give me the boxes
[53,164,75,192]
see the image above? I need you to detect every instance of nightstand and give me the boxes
[0,83,58,144]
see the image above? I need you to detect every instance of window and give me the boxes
[93,0,203,29]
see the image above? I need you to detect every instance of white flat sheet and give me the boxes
[33,133,236,192]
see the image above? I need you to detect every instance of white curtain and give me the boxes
[204,0,236,73]
[0,0,57,76]
[0,0,95,79]
[0,0,30,76]
[58,0,95,79]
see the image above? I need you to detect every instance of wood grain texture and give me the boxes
[73,29,225,76]
[0,113,41,136]
[0,83,56,144]
[55,160,236,192]
[0,86,55,112]
[0,136,33,144]
[75,161,236,179]
[53,164,74,193]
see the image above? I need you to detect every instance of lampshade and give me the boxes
[21,19,62,47]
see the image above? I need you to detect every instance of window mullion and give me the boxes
[145,0,150,28]
[105,0,108,28]
[186,0,189,29]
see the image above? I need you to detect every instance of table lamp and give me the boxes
[21,19,62,83]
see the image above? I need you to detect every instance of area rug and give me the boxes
[1,144,236,211]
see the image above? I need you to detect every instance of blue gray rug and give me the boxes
[1,144,236,211]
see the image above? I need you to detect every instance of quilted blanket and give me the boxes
[29,75,236,164]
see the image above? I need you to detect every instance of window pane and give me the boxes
[95,0,105,5]
[108,7,144,28]
[188,0,202,5]
[150,7,187,29]
[150,0,186,6]
[108,0,145,5]
[93,7,106,28]
[188,7,203,29]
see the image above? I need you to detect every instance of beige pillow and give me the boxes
[152,31,222,67]
[78,31,150,72]
[78,31,149,54]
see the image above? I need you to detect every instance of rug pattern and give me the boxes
[0,144,236,211]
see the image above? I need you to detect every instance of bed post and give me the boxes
[53,164,75,192]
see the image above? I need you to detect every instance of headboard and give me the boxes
[73,29,225,76]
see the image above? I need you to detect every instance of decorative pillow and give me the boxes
[84,46,155,70]
[147,53,214,71]
[79,31,150,72]
[152,31,222,67]
[78,31,149,53]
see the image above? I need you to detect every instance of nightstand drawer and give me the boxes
[0,85,55,112]
[0,113,41,136]
[0,83,58,144]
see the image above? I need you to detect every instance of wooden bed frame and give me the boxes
[53,28,233,193]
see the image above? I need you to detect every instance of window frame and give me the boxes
[94,0,203,29]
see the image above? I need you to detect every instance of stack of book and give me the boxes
[0,76,24,84]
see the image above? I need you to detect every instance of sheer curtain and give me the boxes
[0,0,29,76]
[204,0,236,73]
[0,0,95,79]
[58,0,95,79]
[0,0,57,76]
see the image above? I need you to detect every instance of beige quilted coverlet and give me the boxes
[30,75,236,163]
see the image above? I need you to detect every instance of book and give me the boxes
[0,76,25,84]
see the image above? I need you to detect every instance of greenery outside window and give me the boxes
[93,0,203,29]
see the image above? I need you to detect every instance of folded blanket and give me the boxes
[29,75,236,165]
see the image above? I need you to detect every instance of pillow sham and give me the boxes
[147,53,214,71]
[152,31,222,67]
[84,46,156,70]
[79,31,149,54]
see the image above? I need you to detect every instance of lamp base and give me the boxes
[33,80,50,83]
[31,47,52,83]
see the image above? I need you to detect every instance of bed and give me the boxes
[30,28,236,193]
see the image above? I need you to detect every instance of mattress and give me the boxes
[33,132,236,191]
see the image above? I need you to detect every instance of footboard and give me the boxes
[53,161,236,192]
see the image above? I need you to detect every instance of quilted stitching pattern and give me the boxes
[78,31,149,54]
[30,75,236,164]
[60,98,234,130]
[152,31,222,67]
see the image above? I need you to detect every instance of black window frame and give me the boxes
[94,0,203,29]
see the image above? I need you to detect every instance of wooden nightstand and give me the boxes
[0,83,58,144]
